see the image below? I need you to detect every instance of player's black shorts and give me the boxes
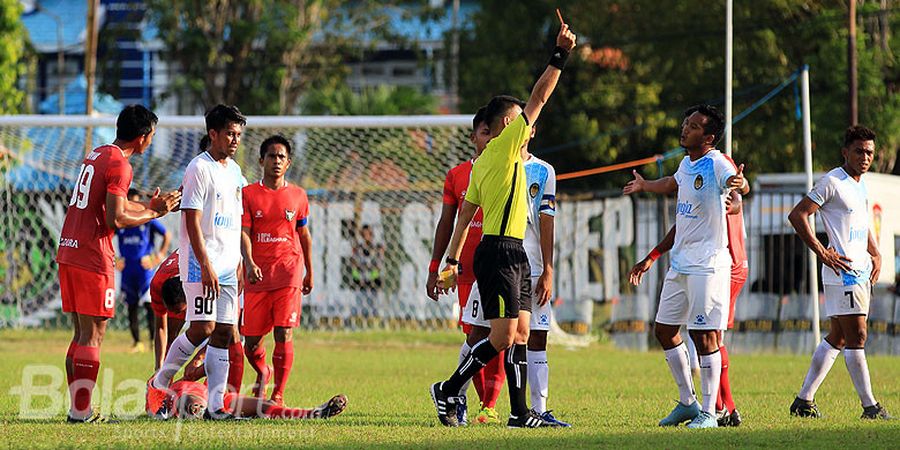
[472,235,532,320]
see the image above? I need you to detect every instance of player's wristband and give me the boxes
[548,46,570,70]
[429,259,440,273]
[648,247,662,262]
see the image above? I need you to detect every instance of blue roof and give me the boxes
[20,0,101,53]
[39,75,125,115]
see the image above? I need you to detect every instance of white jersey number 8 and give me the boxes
[69,164,95,210]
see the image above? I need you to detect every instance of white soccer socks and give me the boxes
[527,350,549,414]
[205,345,230,412]
[457,341,472,397]
[844,348,877,408]
[699,351,722,415]
[797,339,841,401]
[153,334,198,390]
[664,342,697,406]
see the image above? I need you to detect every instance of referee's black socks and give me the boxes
[443,338,499,394]
[505,343,529,417]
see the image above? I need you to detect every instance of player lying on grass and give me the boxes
[161,375,347,420]
[149,251,186,369]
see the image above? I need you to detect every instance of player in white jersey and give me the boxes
[147,105,248,420]
[462,130,569,426]
[644,105,745,429]
[787,126,891,420]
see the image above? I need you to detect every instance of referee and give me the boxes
[429,17,576,428]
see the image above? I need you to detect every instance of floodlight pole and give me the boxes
[801,65,821,345]
[725,0,733,156]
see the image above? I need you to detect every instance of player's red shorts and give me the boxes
[242,286,301,336]
[458,282,473,334]
[727,268,749,330]
[59,263,116,318]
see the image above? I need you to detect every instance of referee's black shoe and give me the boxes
[790,397,821,418]
[429,382,459,427]
[507,409,560,428]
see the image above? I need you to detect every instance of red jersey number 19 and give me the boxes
[69,164,95,210]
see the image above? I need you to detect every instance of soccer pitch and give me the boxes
[2,329,899,448]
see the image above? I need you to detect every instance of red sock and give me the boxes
[71,345,100,417]
[272,341,294,400]
[472,366,486,405]
[228,341,245,394]
[718,344,735,412]
[481,349,506,409]
[65,341,77,385]
[265,404,312,419]
[245,343,267,374]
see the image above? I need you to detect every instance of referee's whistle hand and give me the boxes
[556,23,576,51]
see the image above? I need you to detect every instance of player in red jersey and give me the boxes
[149,251,186,370]
[425,106,506,424]
[241,135,313,405]
[161,376,346,421]
[57,105,182,423]
[625,153,750,426]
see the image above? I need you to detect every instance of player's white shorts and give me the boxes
[183,283,239,325]
[823,282,871,317]
[655,268,729,330]
[463,276,551,331]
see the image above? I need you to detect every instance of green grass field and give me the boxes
[2,329,899,448]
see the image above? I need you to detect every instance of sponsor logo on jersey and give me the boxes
[676,201,696,218]
[285,209,296,221]
[529,183,539,198]
[256,232,289,244]
[122,235,143,245]
[539,314,549,325]
[694,314,706,325]
[693,174,703,190]
[213,212,236,229]
[59,238,79,248]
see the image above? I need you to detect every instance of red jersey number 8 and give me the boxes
[69,164,95,210]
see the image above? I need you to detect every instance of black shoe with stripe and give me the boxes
[507,409,560,428]
[203,408,236,421]
[790,397,821,418]
[66,409,117,424]
[429,382,459,427]
[861,403,894,420]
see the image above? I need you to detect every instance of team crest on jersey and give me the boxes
[255,210,263,218]
[285,209,296,221]
[529,183,539,198]
[693,174,703,190]
[694,314,706,325]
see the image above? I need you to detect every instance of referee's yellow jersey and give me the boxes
[465,113,532,239]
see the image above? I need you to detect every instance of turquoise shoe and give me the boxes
[658,401,700,426]
[686,411,719,429]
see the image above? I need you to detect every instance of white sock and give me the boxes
[458,341,472,396]
[527,350,549,414]
[685,335,700,372]
[797,340,840,401]
[663,343,696,406]
[844,348,877,408]
[153,333,197,389]
[205,345,230,412]
[699,351,722,415]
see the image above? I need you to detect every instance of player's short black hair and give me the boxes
[259,135,292,160]
[127,188,141,199]
[844,125,876,147]
[472,106,488,130]
[161,276,185,312]
[683,104,726,146]
[116,104,158,141]
[205,104,246,133]
[484,95,526,130]
[198,135,211,152]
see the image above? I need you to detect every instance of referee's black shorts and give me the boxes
[472,235,532,320]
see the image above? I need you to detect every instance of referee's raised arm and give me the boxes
[522,22,577,125]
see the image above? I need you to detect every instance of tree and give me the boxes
[145,1,441,115]
[457,0,900,188]
[0,0,25,114]
[302,84,438,115]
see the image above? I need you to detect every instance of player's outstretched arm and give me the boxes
[623,171,678,196]
[788,197,851,276]
[522,21,576,124]
[629,225,676,286]
[426,203,458,300]
[105,188,181,229]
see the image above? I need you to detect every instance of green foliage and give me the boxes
[4,329,900,447]
[0,0,25,114]
[302,84,438,116]
[458,0,900,189]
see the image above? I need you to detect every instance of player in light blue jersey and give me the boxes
[787,126,891,420]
